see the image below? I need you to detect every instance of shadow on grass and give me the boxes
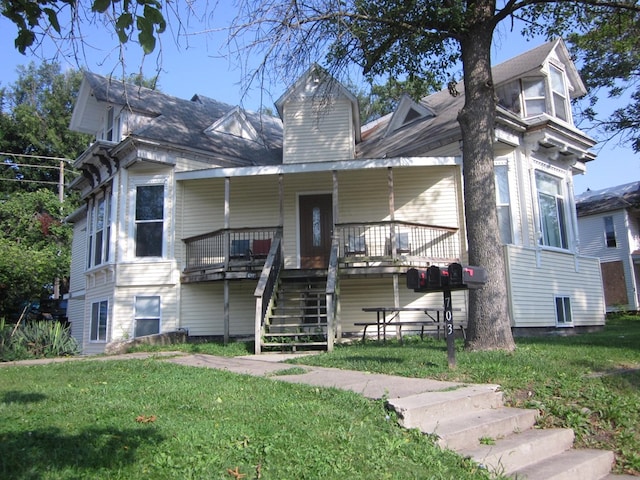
[2,390,47,404]
[0,426,164,477]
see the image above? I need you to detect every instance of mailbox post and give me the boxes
[406,263,487,368]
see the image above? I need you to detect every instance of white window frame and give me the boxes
[535,170,570,250]
[522,77,547,117]
[554,295,573,326]
[131,179,166,259]
[134,296,161,338]
[86,190,112,270]
[494,162,513,245]
[548,63,570,123]
[90,299,109,342]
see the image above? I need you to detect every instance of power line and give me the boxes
[0,151,74,163]
[0,177,59,185]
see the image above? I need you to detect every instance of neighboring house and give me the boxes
[66,38,604,355]
[576,182,640,312]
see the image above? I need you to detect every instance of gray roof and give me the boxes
[357,39,579,159]
[85,72,283,166]
[576,181,640,216]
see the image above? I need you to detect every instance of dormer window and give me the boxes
[103,106,121,142]
[497,63,571,124]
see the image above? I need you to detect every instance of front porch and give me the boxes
[181,221,459,282]
[181,221,460,353]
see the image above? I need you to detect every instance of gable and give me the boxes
[385,95,435,137]
[205,106,259,142]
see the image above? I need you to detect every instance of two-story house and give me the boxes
[576,182,640,312]
[66,38,605,354]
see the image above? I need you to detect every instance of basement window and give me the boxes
[555,296,573,326]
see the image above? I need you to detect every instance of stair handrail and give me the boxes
[253,230,283,354]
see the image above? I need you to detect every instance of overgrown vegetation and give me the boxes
[0,360,493,480]
[0,319,79,361]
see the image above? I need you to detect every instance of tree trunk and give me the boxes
[458,19,516,351]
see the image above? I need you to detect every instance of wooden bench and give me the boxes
[357,306,464,342]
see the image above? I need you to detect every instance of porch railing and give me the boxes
[253,232,283,354]
[336,221,460,264]
[183,227,280,272]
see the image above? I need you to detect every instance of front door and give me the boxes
[299,194,333,268]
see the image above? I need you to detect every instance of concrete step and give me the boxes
[387,384,503,429]
[601,474,639,479]
[430,407,539,451]
[512,448,615,480]
[461,427,575,476]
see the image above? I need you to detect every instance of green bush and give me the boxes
[0,318,79,361]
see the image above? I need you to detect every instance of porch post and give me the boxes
[279,174,284,227]
[224,177,230,344]
[389,168,401,337]
[224,279,230,344]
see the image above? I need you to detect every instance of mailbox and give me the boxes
[407,263,487,291]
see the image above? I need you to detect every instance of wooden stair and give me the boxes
[261,274,329,351]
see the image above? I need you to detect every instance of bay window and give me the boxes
[536,171,569,249]
[494,164,513,244]
[87,191,112,269]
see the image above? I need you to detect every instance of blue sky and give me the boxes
[1,8,637,195]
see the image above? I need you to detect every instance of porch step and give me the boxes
[386,383,618,479]
[262,274,330,352]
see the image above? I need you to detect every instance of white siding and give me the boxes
[112,285,179,340]
[283,99,354,163]
[578,209,638,310]
[578,210,629,262]
[116,262,178,286]
[68,216,87,346]
[180,282,255,336]
[505,245,605,327]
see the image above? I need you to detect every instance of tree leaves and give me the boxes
[4,0,168,56]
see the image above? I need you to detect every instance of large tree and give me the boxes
[0,61,89,316]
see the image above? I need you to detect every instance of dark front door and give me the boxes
[299,194,333,268]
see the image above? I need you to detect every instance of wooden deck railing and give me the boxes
[336,221,460,264]
[183,227,280,272]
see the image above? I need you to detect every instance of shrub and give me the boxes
[0,318,79,361]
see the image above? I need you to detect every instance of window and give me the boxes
[134,296,160,337]
[522,78,547,116]
[494,165,513,244]
[536,171,569,249]
[87,192,112,268]
[604,216,617,248]
[135,185,164,257]
[90,300,108,342]
[555,296,572,325]
[106,107,114,141]
[549,65,568,122]
[496,65,571,123]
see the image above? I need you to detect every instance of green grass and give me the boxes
[288,315,640,475]
[0,359,492,480]
[3,316,639,477]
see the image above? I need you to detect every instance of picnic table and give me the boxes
[356,306,463,342]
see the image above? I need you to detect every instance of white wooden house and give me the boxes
[576,182,640,312]
[66,39,605,354]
